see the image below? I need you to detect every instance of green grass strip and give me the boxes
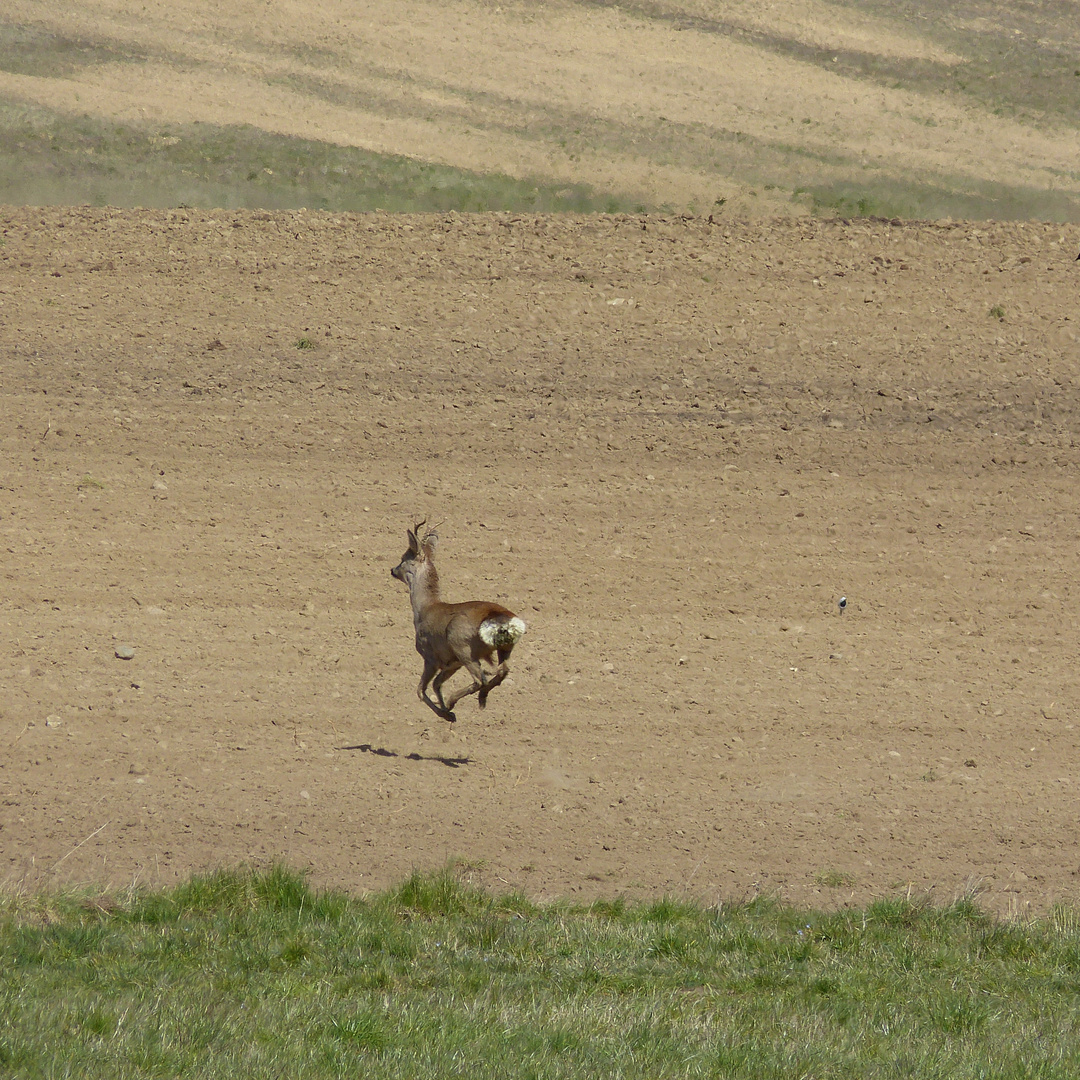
[0,97,639,213]
[3,864,1080,1078]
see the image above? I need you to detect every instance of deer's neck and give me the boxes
[408,562,442,619]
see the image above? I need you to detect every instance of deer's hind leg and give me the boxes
[443,659,487,712]
[477,669,506,709]
[478,648,514,709]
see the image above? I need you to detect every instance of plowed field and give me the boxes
[4,206,1080,914]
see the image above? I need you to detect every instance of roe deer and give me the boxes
[390,521,526,722]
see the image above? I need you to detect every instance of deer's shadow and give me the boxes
[338,743,470,769]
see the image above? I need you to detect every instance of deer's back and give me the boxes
[417,599,518,661]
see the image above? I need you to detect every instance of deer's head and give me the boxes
[390,521,438,585]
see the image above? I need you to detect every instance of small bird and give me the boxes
[838,596,847,614]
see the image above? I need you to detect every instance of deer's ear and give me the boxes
[409,519,428,551]
[422,530,438,553]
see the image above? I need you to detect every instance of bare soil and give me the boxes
[4,205,1080,914]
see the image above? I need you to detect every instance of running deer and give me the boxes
[390,521,526,722]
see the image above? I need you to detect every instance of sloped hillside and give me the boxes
[1,0,1078,216]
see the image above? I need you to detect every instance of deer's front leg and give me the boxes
[419,659,456,721]
[432,663,463,720]
[417,656,439,702]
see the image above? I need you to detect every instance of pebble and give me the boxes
[115,645,135,660]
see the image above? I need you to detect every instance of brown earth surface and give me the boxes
[3,206,1080,915]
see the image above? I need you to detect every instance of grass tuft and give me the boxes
[389,866,493,917]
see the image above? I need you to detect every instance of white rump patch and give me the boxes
[479,616,526,649]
